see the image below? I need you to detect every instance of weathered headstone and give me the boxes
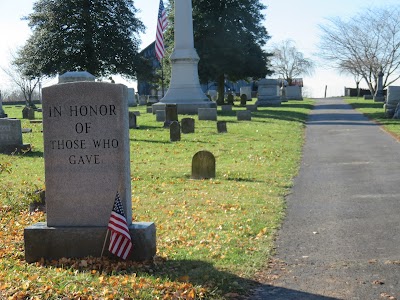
[128,88,137,107]
[240,94,247,106]
[191,150,216,179]
[217,121,227,133]
[156,110,166,122]
[0,119,31,153]
[24,81,156,262]
[146,106,153,113]
[256,79,282,107]
[280,84,288,102]
[246,105,257,112]
[139,95,147,106]
[226,93,234,105]
[364,95,373,100]
[198,108,217,121]
[221,105,233,112]
[286,86,303,100]
[170,121,181,142]
[22,106,35,120]
[129,111,138,129]
[181,117,195,134]
[384,86,400,118]
[237,110,252,121]
[164,104,178,128]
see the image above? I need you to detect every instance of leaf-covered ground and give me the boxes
[0,100,313,299]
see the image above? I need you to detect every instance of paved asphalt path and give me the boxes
[249,97,400,299]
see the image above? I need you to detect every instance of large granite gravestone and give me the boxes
[191,150,216,179]
[256,79,282,107]
[181,118,195,134]
[384,86,400,118]
[24,81,156,262]
[0,119,31,153]
[286,86,303,100]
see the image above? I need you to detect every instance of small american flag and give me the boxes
[155,0,168,61]
[107,192,132,260]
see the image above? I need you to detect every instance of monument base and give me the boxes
[374,96,385,102]
[24,222,156,263]
[152,101,216,115]
[256,98,282,107]
[0,143,31,154]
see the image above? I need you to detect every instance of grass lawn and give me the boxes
[345,97,400,139]
[0,99,313,299]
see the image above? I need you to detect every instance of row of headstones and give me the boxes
[206,83,303,102]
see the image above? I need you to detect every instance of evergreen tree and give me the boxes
[15,0,147,79]
[165,0,272,104]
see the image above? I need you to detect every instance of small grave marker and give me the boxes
[170,121,181,142]
[181,118,195,134]
[191,150,216,179]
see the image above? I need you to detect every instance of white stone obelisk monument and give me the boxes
[153,0,216,114]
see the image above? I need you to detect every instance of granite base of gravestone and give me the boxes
[164,104,178,128]
[181,118,195,134]
[237,110,252,121]
[24,81,156,262]
[0,119,31,154]
[156,110,166,122]
[170,121,181,142]
[22,106,35,120]
[198,108,217,121]
[217,121,227,133]
[129,111,138,129]
[191,150,216,179]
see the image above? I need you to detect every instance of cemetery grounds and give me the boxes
[1,99,315,299]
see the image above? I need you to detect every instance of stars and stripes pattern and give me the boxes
[107,192,132,260]
[155,0,168,61]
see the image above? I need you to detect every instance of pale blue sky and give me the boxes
[1,0,399,97]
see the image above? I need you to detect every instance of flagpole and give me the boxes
[101,228,110,257]
[161,58,165,98]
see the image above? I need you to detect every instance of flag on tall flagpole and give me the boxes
[107,192,132,260]
[155,0,168,61]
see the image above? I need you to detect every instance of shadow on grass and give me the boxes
[35,257,340,299]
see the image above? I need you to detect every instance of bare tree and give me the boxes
[270,39,315,85]
[319,6,400,95]
[1,60,41,107]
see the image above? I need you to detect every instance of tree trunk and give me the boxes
[216,74,225,105]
